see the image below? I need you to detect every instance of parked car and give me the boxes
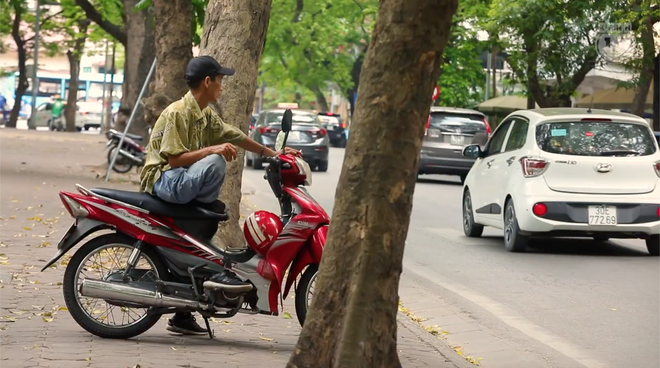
[318,112,347,147]
[418,107,491,183]
[246,108,330,171]
[76,101,103,130]
[461,107,660,255]
[28,102,95,131]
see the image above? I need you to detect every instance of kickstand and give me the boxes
[203,316,214,339]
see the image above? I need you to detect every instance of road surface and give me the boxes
[241,146,660,368]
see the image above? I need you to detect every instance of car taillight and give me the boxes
[657,206,660,218]
[340,122,346,128]
[532,203,548,217]
[483,118,491,134]
[308,128,327,137]
[520,156,549,178]
[259,127,279,134]
[654,161,660,178]
[424,116,430,136]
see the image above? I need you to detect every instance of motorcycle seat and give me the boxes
[89,188,228,220]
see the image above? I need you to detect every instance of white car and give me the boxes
[29,101,101,131]
[461,108,660,255]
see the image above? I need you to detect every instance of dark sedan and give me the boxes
[246,108,330,171]
[318,112,347,147]
[418,106,491,183]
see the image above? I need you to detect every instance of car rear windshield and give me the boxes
[266,113,318,125]
[429,112,486,132]
[536,121,657,156]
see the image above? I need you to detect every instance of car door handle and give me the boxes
[486,160,494,168]
[506,156,516,166]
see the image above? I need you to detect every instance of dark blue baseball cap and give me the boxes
[185,56,235,82]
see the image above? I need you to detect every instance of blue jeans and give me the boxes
[153,154,226,204]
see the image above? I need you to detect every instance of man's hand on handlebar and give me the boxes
[282,147,302,157]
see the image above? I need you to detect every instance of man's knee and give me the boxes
[201,154,226,178]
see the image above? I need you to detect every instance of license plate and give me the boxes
[450,135,465,146]
[428,130,440,138]
[287,131,301,140]
[588,205,617,225]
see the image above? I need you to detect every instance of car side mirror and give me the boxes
[281,109,292,133]
[463,144,483,158]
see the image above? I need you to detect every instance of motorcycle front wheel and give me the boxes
[107,146,133,173]
[294,264,318,327]
[62,233,168,339]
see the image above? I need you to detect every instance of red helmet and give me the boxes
[243,210,282,255]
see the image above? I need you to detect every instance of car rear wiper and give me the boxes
[597,150,641,156]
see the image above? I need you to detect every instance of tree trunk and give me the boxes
[142,0,192,127]
[117,0,156,140]
[286,0,457,367]
[200,0,273,249]
[7,2,27,129]
[345,53,365,124]
[310,84,329,112]
[65,19,90,132]
[631,14,655,117]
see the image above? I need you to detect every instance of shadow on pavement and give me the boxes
[471,235,649,257]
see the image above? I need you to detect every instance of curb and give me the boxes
[397,313,475,368]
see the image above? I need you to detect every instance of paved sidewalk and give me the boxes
[0,129,463,368]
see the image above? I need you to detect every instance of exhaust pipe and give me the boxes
[80,279,210,310]
[118,148,144,165]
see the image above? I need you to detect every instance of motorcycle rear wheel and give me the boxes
[294,264,318,327]
[62,233,168,339]
[107,146,133,173]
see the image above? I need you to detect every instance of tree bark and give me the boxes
[117,0,156,140]
[310,84,329,112]
[65,19,90,132]
[7,1,27,129]
[142,0,192,128]
[631,14,655,117]
[286,0,457,367]
[200,0,273,249]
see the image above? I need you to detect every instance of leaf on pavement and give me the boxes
[282,312,292,319]
[171,347,177,351]
[42,316,54,323]
[259,334,274,342]
[22,227,32,231]
[85,357,91,361]
[610,308,617,311]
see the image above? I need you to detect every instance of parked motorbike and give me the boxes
[41,110,328,339]
[105,129,146,173]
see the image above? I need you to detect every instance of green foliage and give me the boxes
[486,0,614,105]
[135,0,208,46]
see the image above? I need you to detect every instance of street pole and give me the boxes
[653,53,659,131]
[28,0,41,130]
[99,39,109,132]
[485,51,491,101]
[258,81,265,113]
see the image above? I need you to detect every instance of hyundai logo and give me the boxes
[594,163,612,173]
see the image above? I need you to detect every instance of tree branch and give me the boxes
[74,0,127,45]
[292,0,303,23]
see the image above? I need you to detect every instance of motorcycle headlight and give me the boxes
[295,156,313,186]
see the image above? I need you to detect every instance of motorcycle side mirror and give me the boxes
[275,131,286,151]
[281,109,292,133]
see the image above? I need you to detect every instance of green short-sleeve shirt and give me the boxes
[139,92,247,194]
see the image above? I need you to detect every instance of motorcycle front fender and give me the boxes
[40,218,112,272]
[282,225,327,299]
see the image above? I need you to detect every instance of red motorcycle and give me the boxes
[41,110,329,339]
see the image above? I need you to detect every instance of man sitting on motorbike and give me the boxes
[140,55,300,335]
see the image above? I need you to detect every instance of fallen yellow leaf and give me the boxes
[171,347,177,351]
[42,316,54,322]
[259,336,274,342]
[282,312,292,319]
[22,227,32,231]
